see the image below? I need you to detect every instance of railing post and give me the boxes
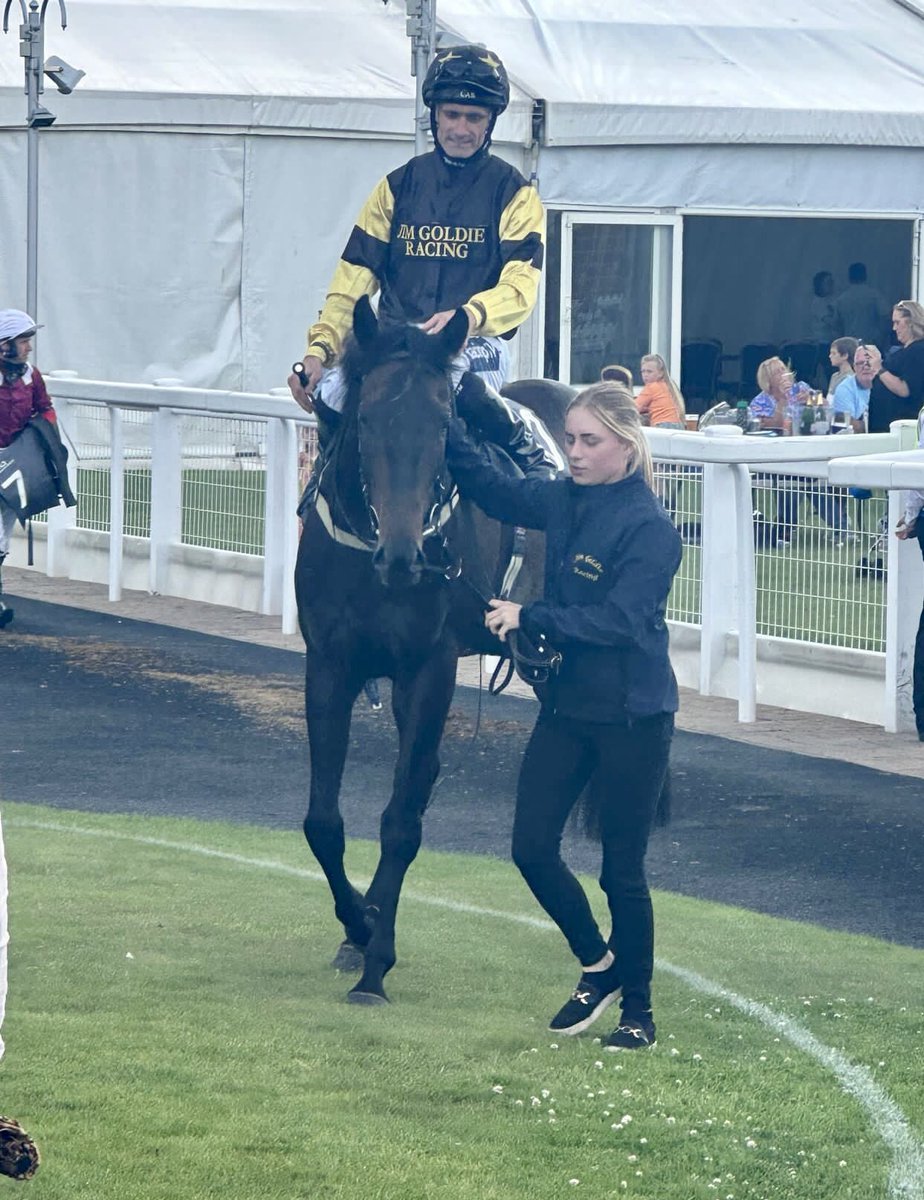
[280,419,302,637]
[262,417,301,625]
[883,488,922,732]
[732,463,757,722]
[148,408,182,595]
[698,427,742,697]
[262,418,285,615]
[45,394,78,577]
[108,406,124,602]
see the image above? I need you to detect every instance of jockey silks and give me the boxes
[306,149,544,367]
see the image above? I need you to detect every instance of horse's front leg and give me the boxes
[302,648,371,961]
[349,642,458,1004]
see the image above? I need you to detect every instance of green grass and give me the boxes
[1,802,921,1199]
[75,468,266,553]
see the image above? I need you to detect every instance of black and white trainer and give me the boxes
[603,1014,657,1051]
[548,967,621,1036]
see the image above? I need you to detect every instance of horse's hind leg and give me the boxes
[349,645,457,1005]
[302,652,371,958]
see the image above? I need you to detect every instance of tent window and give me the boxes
[681,215,914,408]
[546,212,676,386]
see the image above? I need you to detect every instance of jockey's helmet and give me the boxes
[422,46,510,114]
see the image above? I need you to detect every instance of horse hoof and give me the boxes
[347,989,389,1006]
[331,940,365,973]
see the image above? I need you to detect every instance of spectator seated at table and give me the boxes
[832,344,877,433]
[747,356,849,548]
[826,337,860,400]
[747,356,812,431]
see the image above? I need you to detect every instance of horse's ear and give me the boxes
[353,295,378,348]
[432,306,471,362]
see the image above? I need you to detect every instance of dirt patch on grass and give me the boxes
[10,634,305,734]
[10,634,529,742]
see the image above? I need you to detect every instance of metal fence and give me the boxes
[653,460,890,654]
[22,377,921,730]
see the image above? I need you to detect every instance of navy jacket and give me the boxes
[447,421,682,722]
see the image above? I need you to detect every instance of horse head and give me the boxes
[347,296,469,588]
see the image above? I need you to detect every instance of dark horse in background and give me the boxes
[294,296,570,1004]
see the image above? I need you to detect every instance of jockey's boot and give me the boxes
[454,371,560,480]
[0,552,13,628]
[296,405,340,518]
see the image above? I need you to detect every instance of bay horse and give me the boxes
[294,295,570,1004]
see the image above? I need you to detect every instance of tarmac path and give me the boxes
[3,580,923,950]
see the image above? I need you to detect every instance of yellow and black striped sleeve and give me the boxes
[463,184,545,338]
[305,175,395,364]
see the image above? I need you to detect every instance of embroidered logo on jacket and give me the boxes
[396,223,487,259]
[572,553,603,581]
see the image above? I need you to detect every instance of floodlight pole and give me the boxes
[406,0,436,155]
[2,0,70,319]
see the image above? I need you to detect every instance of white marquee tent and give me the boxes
[3,0,924,390]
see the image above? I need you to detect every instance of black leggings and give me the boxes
[511,711,673,1017]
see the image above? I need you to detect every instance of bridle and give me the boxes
[314,357,462,577]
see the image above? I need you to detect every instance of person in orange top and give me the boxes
[635,353,685,428]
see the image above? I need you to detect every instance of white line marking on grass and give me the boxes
[12,817,924,1200]
[657,962,924,1200]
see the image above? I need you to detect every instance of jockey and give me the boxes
[289,44,560,508]
[0,309,57,629]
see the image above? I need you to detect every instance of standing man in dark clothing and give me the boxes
[835,262,887,349]
[288,46,559,497]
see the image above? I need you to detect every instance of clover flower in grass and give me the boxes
[568,1181,579,1187]
[627,1154,638,1163]
[541,1089,551,1099]
[491,1084,504,1094]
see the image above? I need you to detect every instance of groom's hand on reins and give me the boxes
[485,598,522,641]
[289,356,323,413]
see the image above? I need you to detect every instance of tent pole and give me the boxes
[406,0,436,156]
[2,0,82,324]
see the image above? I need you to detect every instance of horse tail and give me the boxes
[576,767,672,839]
